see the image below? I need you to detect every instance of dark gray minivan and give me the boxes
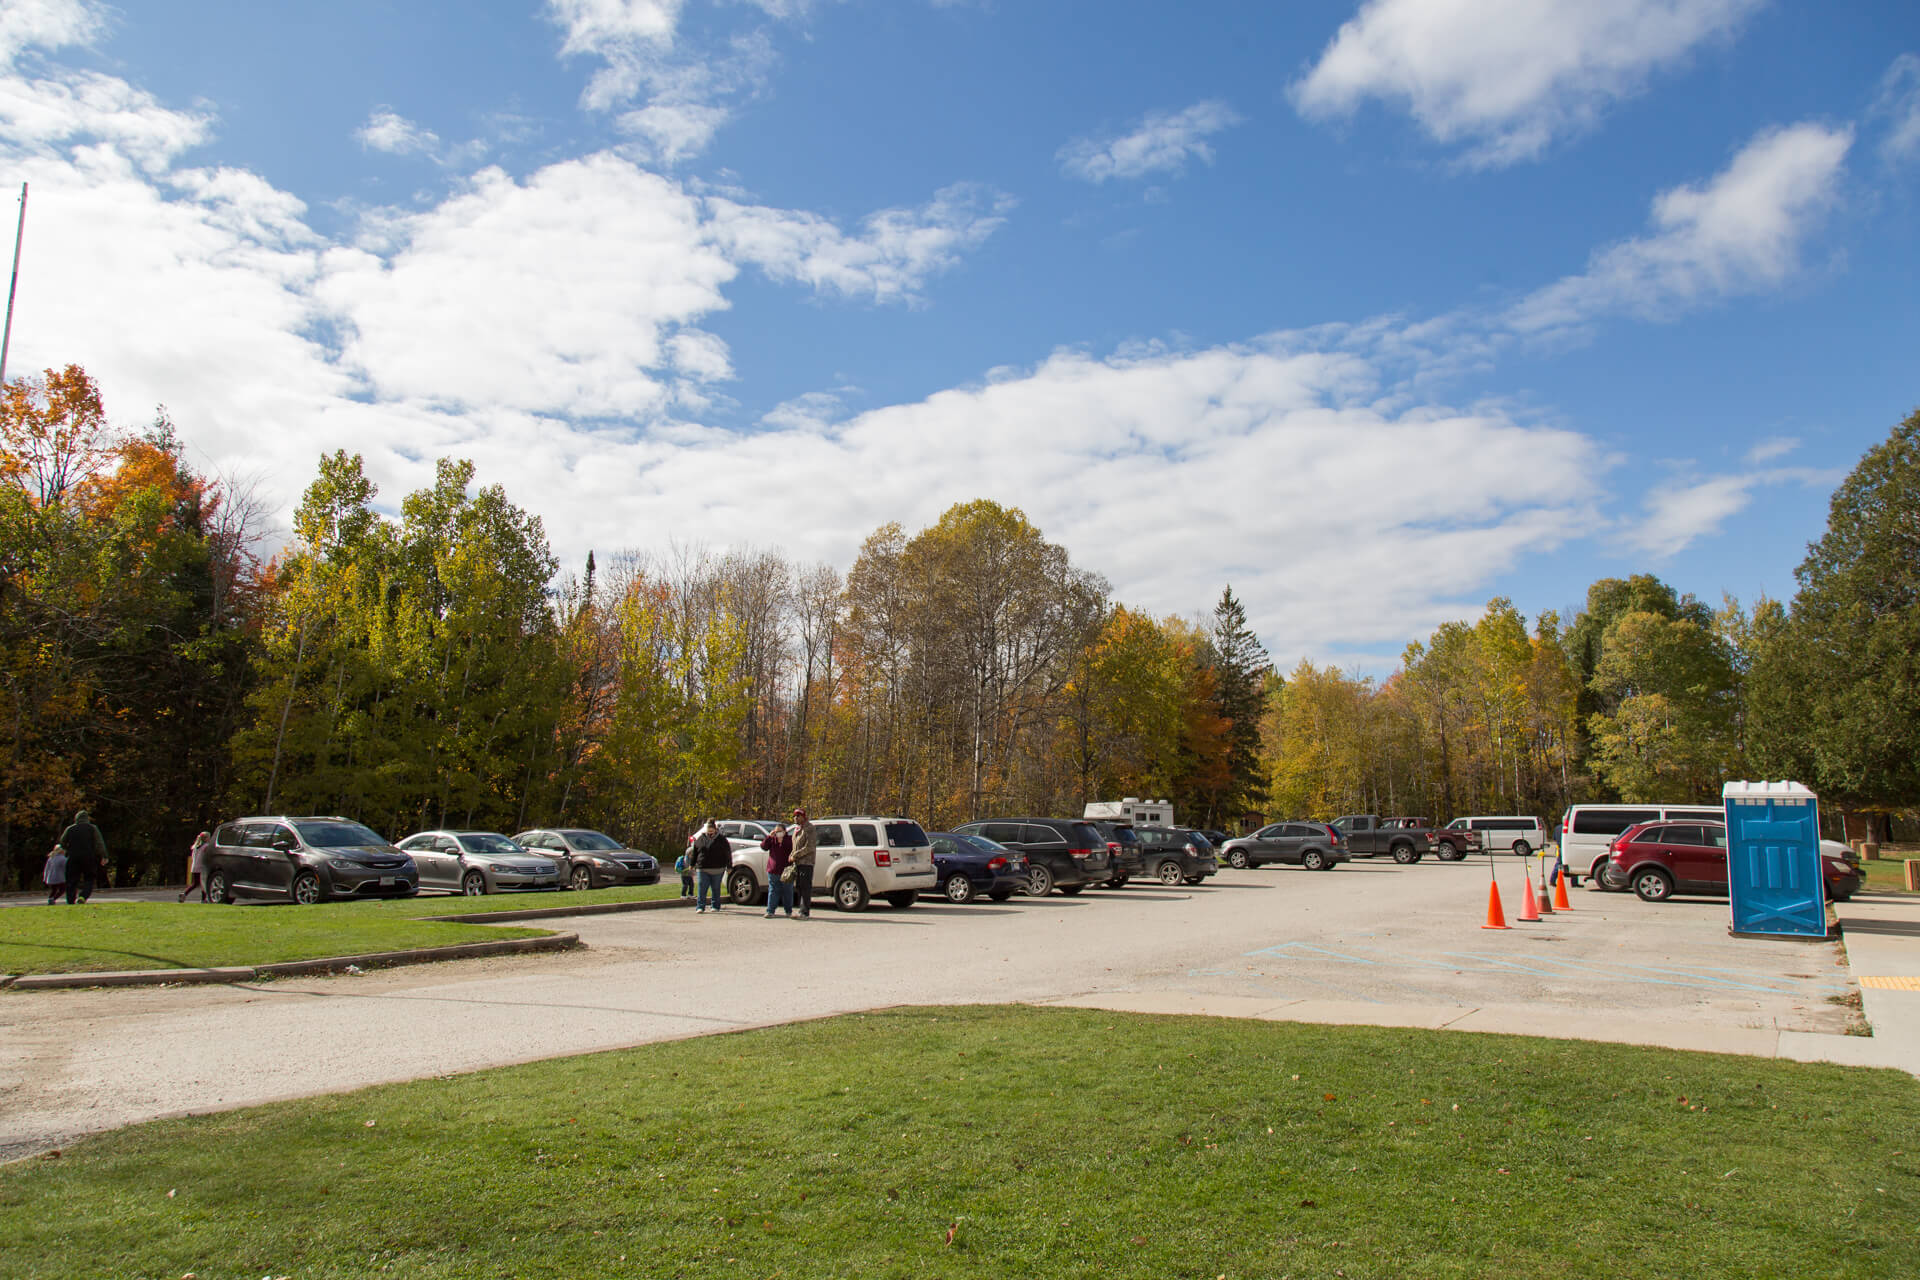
[208,816,418,904]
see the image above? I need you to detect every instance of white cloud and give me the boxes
[1872,53,1920,168]
[707,182,1013,303]
[1293,0,1762,167]
[356,108,440,156]
[1057,100,1242,183]
[1744,435,1797,465]
[1620,465,1836,558]
[0,0,102,66]
[1507,123,1852,337]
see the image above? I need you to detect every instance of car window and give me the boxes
[1668,825,1710,847]
[1446,819,1466,830]
[562,830,622,851]
[461,834,523,855]
[885,821,928,847]
[931,837,958,857]
[981,823,1020,844]
[1668,808,1725,823]
[1023,825,1066,846]
[1572,808,1659,836]
[246,824,290,849]
[291,819,385,848]
[1110,827,1141,846]
[1068,822,1103,847]
[850,823,880,847]
[1709,827,1728,848]
[814,824,844,848]
[1257,824,1284,838]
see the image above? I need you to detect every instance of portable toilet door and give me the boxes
[1722,781,1825,938]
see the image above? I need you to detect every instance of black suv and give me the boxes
[1134,826,1220,885]
[1082,819,1144,887]
[952,819,1112,897]
[208,816,418,904]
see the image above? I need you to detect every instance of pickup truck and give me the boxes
[1387,816,1479,861]
[1329,815,1432,863]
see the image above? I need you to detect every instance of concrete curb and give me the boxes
[4,932,582,990]
[424,896,692,924]
[1,974,19,989]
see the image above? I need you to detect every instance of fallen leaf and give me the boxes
[1323,1093,1337,1102]
[1299,1199,1316,1208]
[944,1223,958,1247]
[363,1120,376,1128]
[1131,1236,1149,1246]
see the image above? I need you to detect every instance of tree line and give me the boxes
[3,365,1914,887]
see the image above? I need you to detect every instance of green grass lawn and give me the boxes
[0,884,682,976]
[1859,847,1919,895]
[2,1006,1916,1279]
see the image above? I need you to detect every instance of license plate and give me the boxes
[379,876,396,886]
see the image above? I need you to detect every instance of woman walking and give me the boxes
[761,822,794,918]
[179,831,212,903]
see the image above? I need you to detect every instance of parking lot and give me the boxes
[0,854,1861,1160]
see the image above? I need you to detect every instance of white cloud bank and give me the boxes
[1293,0,1762,166]
[0,3,1867,659]
[1057,100,1243,183]
[1873,53,1920,168]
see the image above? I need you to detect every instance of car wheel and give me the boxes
[1587,857,1611,889]
[462,871,487,896]
[1440,846,1464,861]
[569,864,593,892]
[885,891,917,909]
[1228,849,1250,869]
[728,867,762,906]
[944,875,975,904]
[1025,864,1054,897]
[1302,849,1327,871]
[1157,859,1185,886]
[291,871,323,905]
[1632,868,1674,902]
[988,890,1014,902]
[207,871,233,905]
[1058,885,1084,896]
[833,872,870,912]
[1513,840,1533,857]
[1391,843,1418,864]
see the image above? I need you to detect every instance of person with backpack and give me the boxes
[57,810,106,904]
[42,844,67,906]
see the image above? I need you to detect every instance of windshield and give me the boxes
[1111,826,1141,845]
[1186,831,1214,852]
[460,833,526,856]
[292,820,387,848]
[885,821,929,847]
[561,830,623,851]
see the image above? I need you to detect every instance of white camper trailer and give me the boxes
[1083,797,1175,827]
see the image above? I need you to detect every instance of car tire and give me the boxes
[1513,840,1533,858]
[207,871,233,905]
[1587,857,1611,889]
[885,891,917,909]
[1632,868,1674,902]
[988,890,1014,902]
[1025,864,1054,897]
[569,864,593,892]
[728,867,762,906]
[1302,849,1327,871]
[1391,843,1418,864]
[1227,849,1249,869]
[462,871,487,896]
[833,871,870,912]
[944,875,975,904]
[291,871,322,905]
[1439,846,1464,862]
[1157,859,1185,886]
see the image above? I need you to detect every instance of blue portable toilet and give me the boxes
[1722,780,1826,938]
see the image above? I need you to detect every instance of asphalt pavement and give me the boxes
[3,854,1916,1162]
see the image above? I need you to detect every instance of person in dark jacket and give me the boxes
[57,810,106,904]
[760,823,794,918]
[789,808,816,918]
[690,820,732,913]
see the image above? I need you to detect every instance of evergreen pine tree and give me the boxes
[1210,586,1272,819]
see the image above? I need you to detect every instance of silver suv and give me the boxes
[208,816,418,904]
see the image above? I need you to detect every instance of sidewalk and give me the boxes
[1049,889,1920,1079]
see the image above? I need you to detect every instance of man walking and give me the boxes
[57,810,106,904]
[789,808,816,918]
[690,819,732,913]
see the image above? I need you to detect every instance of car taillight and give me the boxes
[1070,846,1092,858]
[873,849,890,866]
[1328,831,1341,844]
[1106,841,1121,854]
[987,856,1007,871]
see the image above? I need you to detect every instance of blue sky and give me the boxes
[2,0,1916,667]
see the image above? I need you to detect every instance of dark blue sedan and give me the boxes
[926,831,1030,903]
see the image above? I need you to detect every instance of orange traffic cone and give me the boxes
[1553,867,1573,911]
[1517,875,1541,922]
[1536,868,1555,915]
[1482,879,1510,929]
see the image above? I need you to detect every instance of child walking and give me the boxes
[675,850,693,897]
[43,844,67,905]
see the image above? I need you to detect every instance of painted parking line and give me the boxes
[1859,976,1920,990]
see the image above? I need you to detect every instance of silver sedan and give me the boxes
[396,830,564,895]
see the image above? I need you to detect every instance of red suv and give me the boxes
[1601,820,1862,903]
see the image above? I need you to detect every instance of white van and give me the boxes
[1445,815,1547,856]
[1560,803,1725,888]
[726,816,935,912]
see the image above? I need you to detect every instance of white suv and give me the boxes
[726,816,935,912]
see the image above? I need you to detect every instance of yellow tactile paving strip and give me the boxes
[1858,976,1920,991]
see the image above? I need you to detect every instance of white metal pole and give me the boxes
[0,183,27,388]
